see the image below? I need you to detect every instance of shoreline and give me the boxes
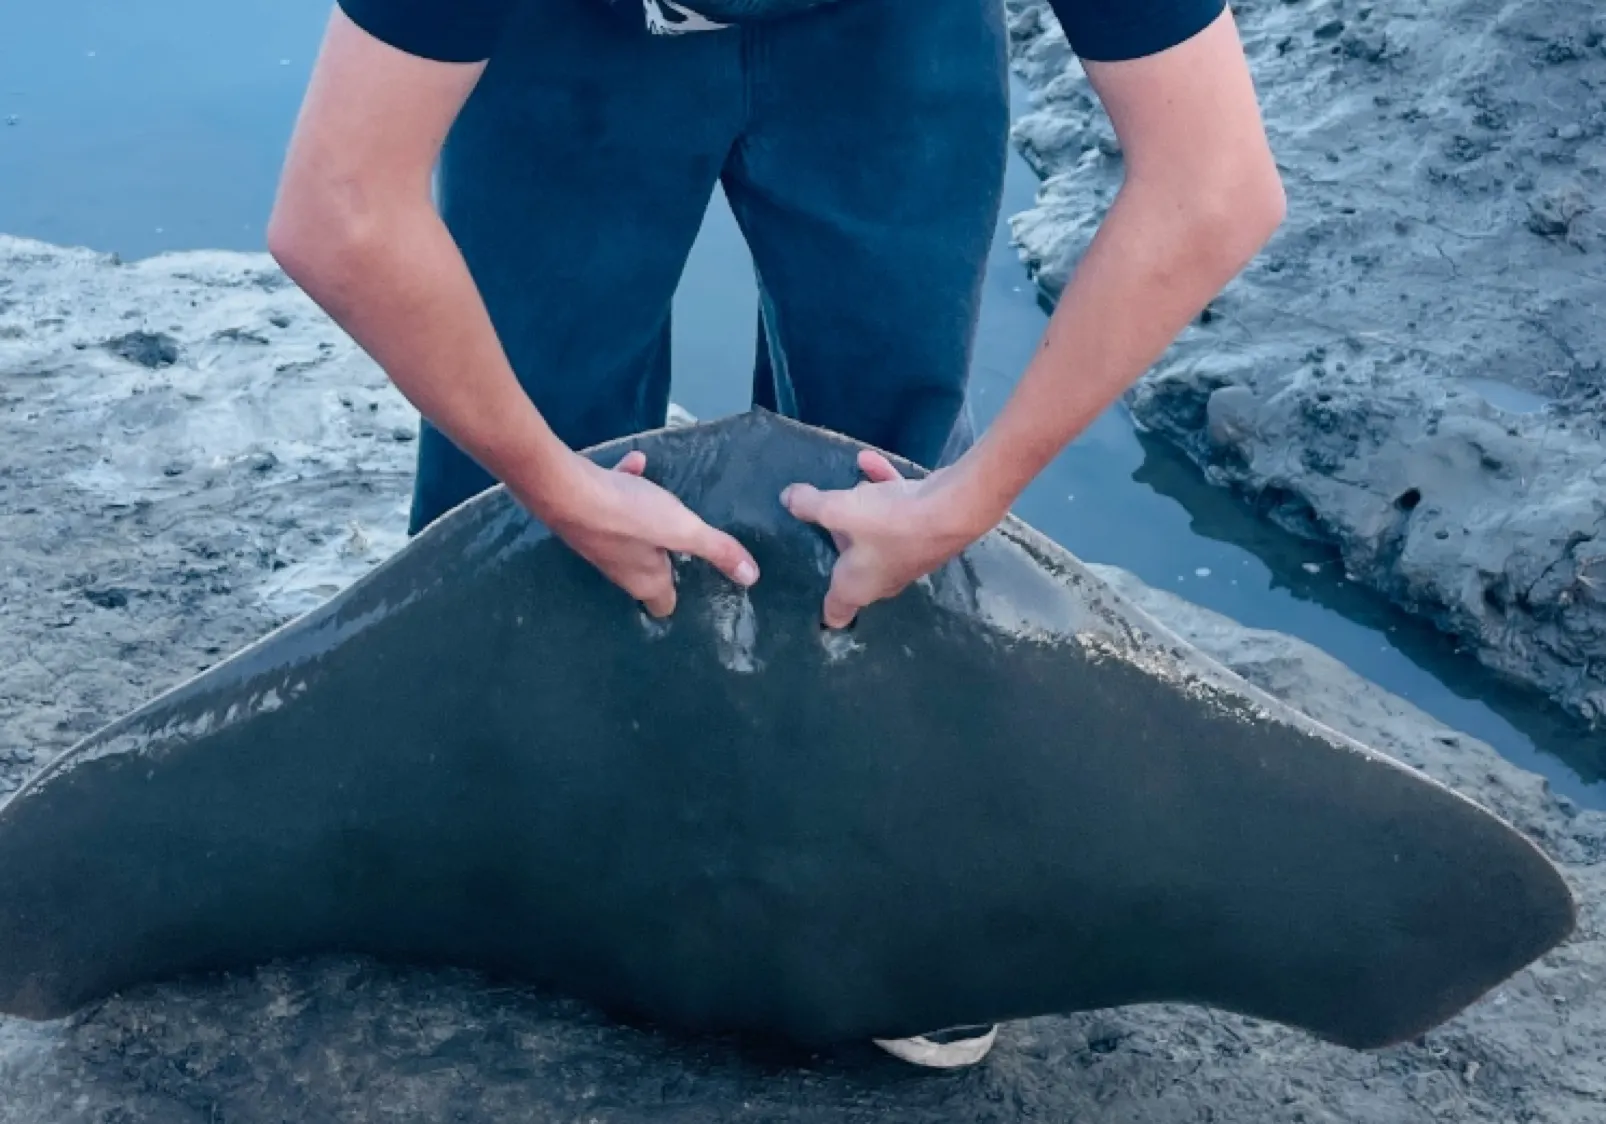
[1004,0,1606,726]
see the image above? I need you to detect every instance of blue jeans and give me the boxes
[409,0,1008,533]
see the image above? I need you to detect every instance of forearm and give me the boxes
[955,175,1279,521]
[265,8,581,520]
[269,201,578,518]
[935,6,1281,528]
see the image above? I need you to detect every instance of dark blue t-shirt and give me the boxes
[336,0,1225,65]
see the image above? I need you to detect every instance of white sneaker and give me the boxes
[872,1024,998,1068]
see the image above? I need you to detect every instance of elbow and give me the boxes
[1235,156,1287,255]
[1181,155,1286,278]
[265,178,381,298]
[267,196,335,295]
[266,191,319,284]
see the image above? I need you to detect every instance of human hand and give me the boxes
[780,449,998,629]
[535,450,759,617]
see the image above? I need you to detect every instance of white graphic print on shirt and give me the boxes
[641,0,728,33]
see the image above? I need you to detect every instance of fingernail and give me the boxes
[735,560,758,586]
[779,486,793,507]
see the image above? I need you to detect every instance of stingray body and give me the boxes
[0,411,1577,1048]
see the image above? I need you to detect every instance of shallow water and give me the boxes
[1460,377,1554,417]
[3,0,1601,806]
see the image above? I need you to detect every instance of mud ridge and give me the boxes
[1005,0,1606,725]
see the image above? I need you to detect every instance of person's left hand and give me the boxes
[781,450,998,629]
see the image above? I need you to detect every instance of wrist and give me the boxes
[924,455,1014,543]
[503,443,593,525]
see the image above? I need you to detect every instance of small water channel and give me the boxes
[4,0,1600,806]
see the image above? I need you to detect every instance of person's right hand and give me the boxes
[528,450,759,618]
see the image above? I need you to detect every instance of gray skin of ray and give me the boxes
[0,409,1577,1049]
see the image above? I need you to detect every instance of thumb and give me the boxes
[612,450,647,476]
[781,482,844,530]
[857,449,903,484]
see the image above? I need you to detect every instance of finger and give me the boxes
[781,482,848,530]
[820,552,877,630]
[641,586,676,618]
[675,521,760,587]
[857,449,903,484]
[821,577,863,630]
[612,450,647,476]
[633,558,678,618]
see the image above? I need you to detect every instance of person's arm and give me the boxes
[268,3,757,614]
[268,4,575,513]
[949,3,1284,521]
[783,3,1284,627]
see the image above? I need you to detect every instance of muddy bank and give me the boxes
[0,233,1601,1120]
[1005,0,1606,725]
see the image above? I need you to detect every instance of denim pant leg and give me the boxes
[407,0,744,534]
[727,0,1009,472]
[751,309,978,471]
